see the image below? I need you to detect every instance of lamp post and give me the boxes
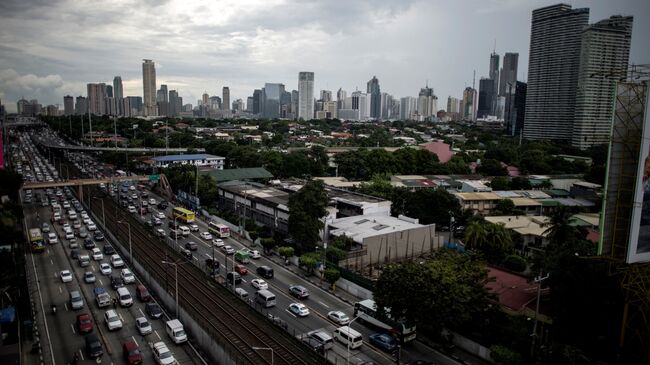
[346,315,363,365]
[251,347,273,364]
[161,259,189,318]
[530,272,549,360]
[117,220,132,263]
[92,196,105,226]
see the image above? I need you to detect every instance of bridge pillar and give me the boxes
[78,185,83,203]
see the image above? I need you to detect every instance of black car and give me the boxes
[302,337,325,355]
[85,333,103,358]
[84,238,95,249]
[157,202,168,210]
[103,245,115,255]
[256,266,274,279]
[111,276,124,290]
[185,241,198,251]
[93,231,104,241]
[226,272,242,285]
[141,191,149,199]
[145,220,154,227]
[70,249,80,259]
[120,200,128,208]
[145,303,163,319]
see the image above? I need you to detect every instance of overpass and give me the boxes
[36,141,204,153]
[287,146,421,153]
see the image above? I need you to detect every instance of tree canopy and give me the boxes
[287,180,328,253]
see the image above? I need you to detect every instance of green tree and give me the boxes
[493,199,515,215]
[299,252,319,275]
[489,345,523,365]
[260,237,275,253]
[374,250,492,334]
[323,268,341,291]
[477,158,508,176]
[464,220,513,264]
[490,176,510,191]
[278,246,294,258]
[287,180,328,253]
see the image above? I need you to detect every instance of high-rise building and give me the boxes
[202,92,209,106]
[63,95,74,116]
[572,15,633,149]
[447,96,460,114]
[232,99,244,112]
[106,85,113,98]
[125,96,143,116]
[75,96,87,115]
[351,91,369,120]
[113,76,123,115]
[298,72,314,120]
[157,84,168,103]
[478,78,495,118]
[222,86,230,111]
[320,90,332,102]
[263,83,285,119]
[367,76,381,119]
[87,83,107,115]
[499,53,519,96]
[418,85,438,120]
[169,90,181,117]
[380,92,394,120]
[142,59,157,116]
[400,97,418,120]
[290,90,299,119]
[246,97,254,113]
[336,88,347,111]
[209,96,221,111]
[461,87,477,121]
[523,4,589,141]
[505,81,527,136]
[252,89,262,115]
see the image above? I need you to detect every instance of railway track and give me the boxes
[98,191,322,365]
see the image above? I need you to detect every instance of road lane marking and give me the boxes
[155,330,161,340]
[319,301,330,309]
[50,259,54,265]
[98,279,103,285]
[79,350,84,361]
[70,324,76,334]
[138,308,145,317]
[132,335,138,346]
[119,313,124,322]
[286,309,297,318]
[64,303,69,311]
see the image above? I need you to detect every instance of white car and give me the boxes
[327,310,351,325]
[65,231,75,240]
[60,270,73,283]
[155,211,165,219]
[121,268,135,284]
[104,309,122,331]
[84,271,96,283]
[149,198,157,205]
[91,248,103,261]
[87,222,97,231]
[111,254,124,268]
[81,212,89,220]
[251,279,268,290]
[212,238,224,247]
[288,303,310,317]
[151,341,176,365]
[128,205,136,213]
[249,250,261,259]
[222,245,235,255]
[189,224,199,232]
[199,232,213,240]
[155,228,166,237]
[135,316,152,335]
[100,262,112,275]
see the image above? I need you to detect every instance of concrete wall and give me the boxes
[362,224,442,265]
[450,331,494,363]
[335,277,373,300]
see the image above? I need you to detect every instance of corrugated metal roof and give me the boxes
[202,167,273,182]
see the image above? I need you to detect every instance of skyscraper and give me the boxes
[367,76,381,119]
[320,90,332,102]
[142,59,157,116]
[478,78,495,118]
[222,87,230,111]
[298,72,314,120]
[252,89,262,115]
[157,84,168,102]
[400,97,418,120]
[351,91,369,120]
[291,90,299,119]
[523,4,589,141]
[75,96,87,115]
[418,85,437,120]
[63,95,74,116]
[336,88,347,111]
[461,87,477,121]
[106,85,113,98]
[169,89,181,117]
[499,53,519,96]
[572,16,633,149]
[87,83,107,115]
[113,76,123,115]
[263,83,285,119]
[505,81,527,136]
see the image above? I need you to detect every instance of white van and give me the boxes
[166,319,187,344]
[116,287,133,307]
[255,289,276,308]
[68,210,78,220]
[179,226,190,237]
[333,326,363,349]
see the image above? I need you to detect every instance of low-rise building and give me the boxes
[151,154,225,169]
[484,215,550,256]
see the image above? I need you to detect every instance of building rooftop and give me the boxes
[510,197,542,207]
[152,154,223,162]
[201,167,273,183]
[485,215,549,237]
[455,192,500,201]
[328,214,428,243]
[486,267,541,315]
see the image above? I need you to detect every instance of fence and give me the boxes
[326,261,375,291]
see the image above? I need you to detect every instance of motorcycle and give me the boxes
[51,304,57,314]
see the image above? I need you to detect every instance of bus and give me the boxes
[29,228,46,253]
[208,221,230,238]
[353,299,416,343]
[172,207,196,223]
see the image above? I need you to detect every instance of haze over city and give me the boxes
[1,0,649,112]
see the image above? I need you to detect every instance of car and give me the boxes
[155,211,164,219]
[327,310,351,325]
[185,241,198,251]
[93,231,104,240]
[222,245,235,255]
[70,290,84,310]
[189,224,199,232]
[234,264,248,275]
[91,248,103,261]
[111,254,124,268]
[65,230,75,240]
[145,303,163,319]
[289,285,310,299]
[199,231,213,240]
[251,278,268,290]
[111,276,124,290]
[288,303,310,317]
[84,271,96,284]
[123,340,143,365]
[121,268,136,284]
[149,198,157,205]
[77,313,93,333]
[157,201,168,210]
[131,193,138,200]
[302,337,325,355]
[212,238,224,247]
[60,270,73,283]
[72,220,81,229]
[104,309,122,331]
[69,241,79,249]
[135,316,152,336]
[153,217,162,226]
[249,250,261,259]
[41,222,50,233]
[70,249,80,259]
[100,263,112,275]
[87,222,97,231]
[128,205,136,213]
[151,341,176,365]
[85,333,103,358]
[77,229,88,238]
[155,228,166,237]
[84,238,95,249]
[369,333,398,353]
[145,219,154,227]
[136,284,151,302]
[103,245,115,255]
[62,223,71,231]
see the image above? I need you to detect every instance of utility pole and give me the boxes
[530,272,549,361]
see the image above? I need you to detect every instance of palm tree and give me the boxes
[543,206,580,246]
[464,219,489,250]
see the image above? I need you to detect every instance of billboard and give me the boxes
[627,85,650,263]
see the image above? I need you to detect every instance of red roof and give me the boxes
[486,267,537,313]
[422,141,454,163]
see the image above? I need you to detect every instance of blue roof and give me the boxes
[152,154,223,162]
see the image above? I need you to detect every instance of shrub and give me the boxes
[502,254,527,272]
[278,246,294,258]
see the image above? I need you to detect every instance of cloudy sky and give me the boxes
[0,0,648,112]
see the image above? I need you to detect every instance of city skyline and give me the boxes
[0,0,648,112]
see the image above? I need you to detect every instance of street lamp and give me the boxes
[92,196,105,226]
[530,272,549,360]
[117,220,132,263]
[346,315,363,365]
[161,259,189,318]
[251,347,273,364]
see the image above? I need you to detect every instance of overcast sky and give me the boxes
[1,0,648,112]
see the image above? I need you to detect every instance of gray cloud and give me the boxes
[0,0,648,112]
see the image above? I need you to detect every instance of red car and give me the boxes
[122,340,143,365]
[76,313,93,334]
[234,264,248,276]
[136,285,151,302]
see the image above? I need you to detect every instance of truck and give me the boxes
[165,319,187,344]
[234,250,250,264]
[94,287,111,308]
